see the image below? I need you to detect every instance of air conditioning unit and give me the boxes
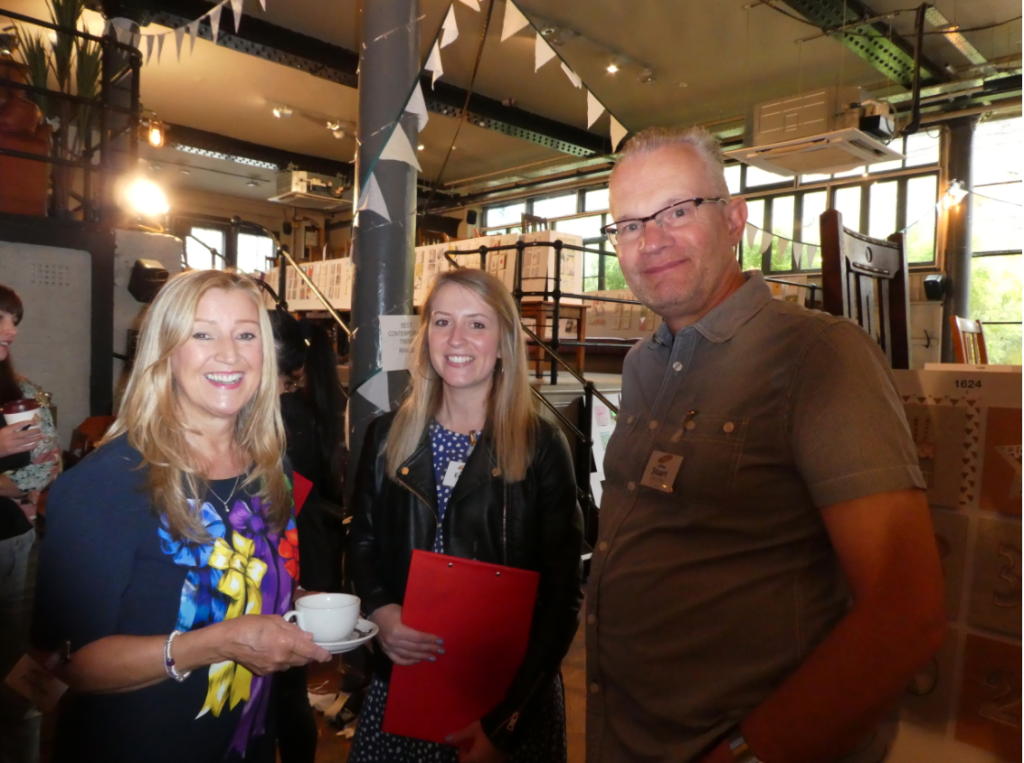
[725,87,902,176]
[269,171,350,211]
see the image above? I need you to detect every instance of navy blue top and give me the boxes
[428,421,480,554]
[33,435,299,763]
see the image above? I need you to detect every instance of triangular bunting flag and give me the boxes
[156,33,166,63]
[441,4,459,48]
[132,32,141,49]
[807,245,819,267]
[114,25,132,45]
[103,19,113,38]
[174,26,185,61]
[560,62,581,88]
[610,116,628,151]
[380,126,422,172]
[145,34,155,64]
[745,223,758,250]
[760,233,774,255]
[230,0,244,34]
[209,3,222,45]
[405,83,429,132]
[259,0,266,10]
[357,172,392,223]
[535,33,556,71]
[459,0,481,9]
[776,237,790,265]
[425,41,443,87]
[586,90,604,128]
[792,242,804,269]
[188,20,199,53]
[501,1,529,41]
[356,371,390,413]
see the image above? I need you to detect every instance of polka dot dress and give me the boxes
[428,421,478,553]
[348,675,567,763]
[348,421,568,762]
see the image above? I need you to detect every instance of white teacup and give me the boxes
[284,593,360,643]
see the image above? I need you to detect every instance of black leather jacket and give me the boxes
[348,411,584,751]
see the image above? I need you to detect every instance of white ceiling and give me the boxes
[4,0,1020,205]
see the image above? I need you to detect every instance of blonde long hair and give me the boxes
[385,269,537,481]
[103,269,289,540]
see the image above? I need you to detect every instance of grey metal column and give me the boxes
[347,0,419,495]
[941,116,977,361]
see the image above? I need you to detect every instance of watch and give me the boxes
[726,727,762,763]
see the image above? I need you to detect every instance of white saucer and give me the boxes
[314,619,378,654]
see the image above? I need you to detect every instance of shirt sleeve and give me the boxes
[788,320,925,508]
[32,447,146,651]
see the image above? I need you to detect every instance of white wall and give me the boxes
[0,242,91,448]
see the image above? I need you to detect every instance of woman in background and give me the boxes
[0,284,60,763]
[348,269,584,763]
[33,270,330,763]
[270,309,346,763]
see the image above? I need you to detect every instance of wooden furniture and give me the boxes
[520,213,549,232]
[949,316,988,364]
[520,302,588,378]
[820,209,911,369]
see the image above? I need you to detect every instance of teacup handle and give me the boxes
[283,610,302,628]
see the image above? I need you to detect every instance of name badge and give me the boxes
[641,450,683,493]
[443,460,466,487]
[4,654,68,712]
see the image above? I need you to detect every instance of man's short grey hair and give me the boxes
[613,126,731,199]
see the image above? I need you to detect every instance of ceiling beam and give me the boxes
[143,0,607,157]
[780,0,950,89]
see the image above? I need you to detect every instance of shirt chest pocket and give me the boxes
[666,414,748,502]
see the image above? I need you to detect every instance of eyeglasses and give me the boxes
[601,197,727,248]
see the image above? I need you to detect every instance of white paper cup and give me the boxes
[3,409,38,428]
[284,593,360,643]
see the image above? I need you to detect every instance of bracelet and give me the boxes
[726,727,762,763]
[163,630,192,683]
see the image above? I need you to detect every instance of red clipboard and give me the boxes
[382,550,539,744]
[292,471,313,515]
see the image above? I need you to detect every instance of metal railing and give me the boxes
[0,9,142,221]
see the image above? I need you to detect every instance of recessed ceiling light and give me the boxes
[606,62,619,74]
[272,106,292,118]
[677,81,689,88]
[247,179,259,187]
[179,168,191,175]
[417,144,425,151]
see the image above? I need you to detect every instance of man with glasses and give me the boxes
[585,127,945,763]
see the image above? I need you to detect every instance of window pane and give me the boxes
[970,254,1022,365]
[905,131,940,167]
[486,202,525,228]
[971,254,1023,323]
[237,233,275,274]
[869,157,902,174]
[981,324,1023,365]
[770,196,795,271]
[532,193,577,219]
[742,199,765,270]
[905,175,938,264]
[868,181,898,239]
[604,255,627,291]
[972,182,1023,253]
[584,188,609,212]
[554,214,604,240]
[800,191,827,269]
[186,227,225,270]
[973,118,1022,186]
[745,165,788,189]
[584,249,601,292]
[724,165,741,195]
[801,172,831,184]
[833,186,862,232]
[832,166,866,178]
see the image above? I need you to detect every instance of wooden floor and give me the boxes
[306,625,587,762]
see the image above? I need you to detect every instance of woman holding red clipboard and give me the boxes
[348,268,584,763]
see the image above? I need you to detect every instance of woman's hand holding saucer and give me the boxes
[221,615,332,675]
[369,603,444,666]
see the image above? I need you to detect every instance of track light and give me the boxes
[272,105,293,118]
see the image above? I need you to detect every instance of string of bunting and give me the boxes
[103,0,258,64]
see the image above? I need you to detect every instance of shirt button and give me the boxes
[627,415,636,424]
[672,361,683,372]
[598,541,609,552]
[587,614,596,625]
[648,420,658,430]
[627,481,636,492]
[589,682,600,694]
[723,422,735,433]
[685,420,696,431]
[399,467,409,475]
